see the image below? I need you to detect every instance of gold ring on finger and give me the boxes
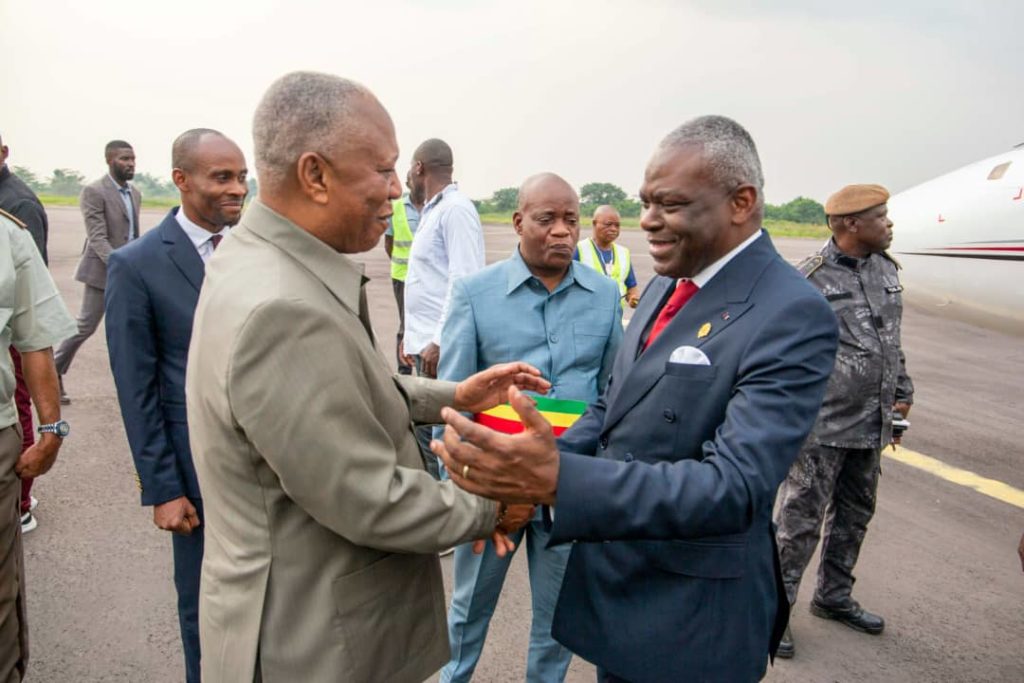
[462,464,471,480]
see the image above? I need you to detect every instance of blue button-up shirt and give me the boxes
[109,174,136,240]
[438,248,623,404]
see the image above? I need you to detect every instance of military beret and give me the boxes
[824,184,890,216]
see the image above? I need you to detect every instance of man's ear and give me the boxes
[171,168,188,193]
[731,184,758,224]
[296,152,330,205]
[513,211,524,235]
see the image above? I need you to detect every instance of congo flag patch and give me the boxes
[474,396,588,436]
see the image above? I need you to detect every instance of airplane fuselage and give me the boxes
[888,148,1024,332]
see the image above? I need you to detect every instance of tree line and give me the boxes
[13,166,825,225]
[11,166,257,199]
[474,182,826,224]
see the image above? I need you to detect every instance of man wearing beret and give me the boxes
[774,183,913,657]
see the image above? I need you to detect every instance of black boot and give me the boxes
[810,598,885,634]
[776,624,794,659]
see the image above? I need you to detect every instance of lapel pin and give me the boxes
[697,322,712,339]
[721,311,731,321]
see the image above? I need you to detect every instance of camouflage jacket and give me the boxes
[799,239,914,449]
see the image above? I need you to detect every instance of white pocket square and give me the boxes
[669,345,711,366]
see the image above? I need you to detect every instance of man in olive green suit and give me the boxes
[185,72,542,683]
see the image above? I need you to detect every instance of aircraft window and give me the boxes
[987,162,1011,180]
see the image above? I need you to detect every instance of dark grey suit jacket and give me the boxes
[74,175,141,289]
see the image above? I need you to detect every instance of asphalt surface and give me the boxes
[21,207,1024,682]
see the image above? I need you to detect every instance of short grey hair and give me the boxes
[252,71,371,190]
[660,115,764,195]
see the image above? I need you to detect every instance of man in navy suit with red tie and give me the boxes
[432,116,839,682]
[105,129,248,683]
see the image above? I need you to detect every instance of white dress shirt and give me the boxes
[403,184,485,354]
[175,207,229,263]
[689,229,763,288]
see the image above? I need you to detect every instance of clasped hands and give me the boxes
[446,363,564,557]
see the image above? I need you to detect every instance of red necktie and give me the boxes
[210,234,223,250]
[644,279,699,349]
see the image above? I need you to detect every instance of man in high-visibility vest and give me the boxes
[384,171,424,374]
[574,204,640,308]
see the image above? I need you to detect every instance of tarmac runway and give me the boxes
[22,206,1024,682]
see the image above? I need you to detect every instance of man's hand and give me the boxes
[398,339,414,369]
[471,504,534,556]
[419,342,441,379]
[432,386,560,505]
[15,434,61,479]
[153,496,201,535]
[892,401,912,446]
[452,362,551,414]
[500,503,536,534]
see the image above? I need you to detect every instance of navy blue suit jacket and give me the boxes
[105,209,204,506]
[549,232,838,682]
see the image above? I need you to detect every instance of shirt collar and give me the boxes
[689,228,763,288]
[175,207,229,249]
[824,237,866,270]
[505,247,594,295]
[108,174,131,192]
[423,182,458,212]
[242,200,366,314]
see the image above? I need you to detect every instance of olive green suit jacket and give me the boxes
[186,200,496,683]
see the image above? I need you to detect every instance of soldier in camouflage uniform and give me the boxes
[774,184,913,658]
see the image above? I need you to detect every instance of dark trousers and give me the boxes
[8,349,33,514]
[54,283,105,377]
[172,497,204,683]
[392,278,412,375]
[774,443,880,607]
[0,425,27,681]
[596,668,631,682]
[411,355,441,480]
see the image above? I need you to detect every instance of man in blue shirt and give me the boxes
[437,173,622,682]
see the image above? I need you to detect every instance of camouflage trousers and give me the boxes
[774,443,880,608]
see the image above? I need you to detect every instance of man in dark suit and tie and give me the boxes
[105,129,248,683]
[432,116,839,682]
[55,140,141,403]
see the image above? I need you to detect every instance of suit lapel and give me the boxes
[162,211,205,293]
[601,232,775,432]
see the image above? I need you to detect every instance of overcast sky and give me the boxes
[2,0,1022,204]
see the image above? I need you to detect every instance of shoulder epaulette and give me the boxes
[0,208,26,229]
[797,254,824,278]
[880,251,902,270]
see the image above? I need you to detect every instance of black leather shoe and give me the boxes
[810,599,885,634]
[776,624,794,659]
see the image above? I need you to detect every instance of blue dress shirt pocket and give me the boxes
[573,322,610,365]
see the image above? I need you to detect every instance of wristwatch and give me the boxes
[37,420,71,438]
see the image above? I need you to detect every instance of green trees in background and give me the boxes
[764,196,825,224]
[132,172,178,198]
[47,169,87,196]
[474,181,642,219]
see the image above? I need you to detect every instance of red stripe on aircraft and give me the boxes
[936,246,1024,252]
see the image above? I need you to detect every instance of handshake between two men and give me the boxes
[447,362,561,557]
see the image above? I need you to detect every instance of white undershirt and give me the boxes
[688,229,763,288]
[175,208,230,263]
